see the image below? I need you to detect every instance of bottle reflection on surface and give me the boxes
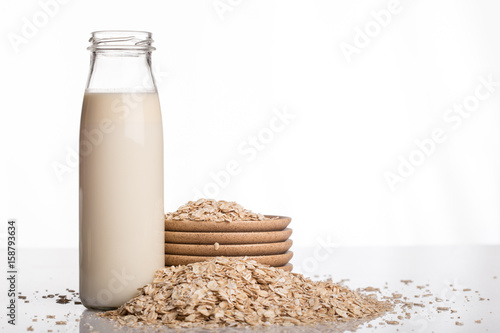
[79,309,373,333]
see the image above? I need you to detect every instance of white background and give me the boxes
[1,0,500,249]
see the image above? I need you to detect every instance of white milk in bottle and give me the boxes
[79,31,164,309]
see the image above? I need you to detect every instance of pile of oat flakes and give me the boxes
[165,199,272,222]
[99,257,392,329]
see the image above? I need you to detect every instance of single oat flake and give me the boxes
[165,199,274,222]
[99,257,392,329]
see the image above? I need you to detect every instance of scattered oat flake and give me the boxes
[437,307,450,311]
[214,242,220,250]
[456,321,464,326]
[386,320,399,325]
[475,320,482,324]
[56,297,71,304]
[27,326,34,331]
[47,315,55,319]
[55,321,67,325]
[400,280,413,285]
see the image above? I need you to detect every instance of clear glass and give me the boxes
[79,31,164,310]
[85,31,157,93]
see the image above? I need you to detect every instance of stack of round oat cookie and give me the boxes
[164,199,293,271]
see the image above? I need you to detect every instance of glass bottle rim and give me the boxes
[88,30,155,52]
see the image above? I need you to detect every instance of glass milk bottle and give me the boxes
[79,31,164,309]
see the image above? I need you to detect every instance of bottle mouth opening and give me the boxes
[88,30,155,51]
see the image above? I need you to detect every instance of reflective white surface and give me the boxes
[0,246,498,332]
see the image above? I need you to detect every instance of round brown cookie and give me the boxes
[164,216,291,232]
[164,251,293,267]
[165,240,293,256]
[164,228,292,245]
[276,263,293,272]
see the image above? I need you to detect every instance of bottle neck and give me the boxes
[86,51,156,93]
